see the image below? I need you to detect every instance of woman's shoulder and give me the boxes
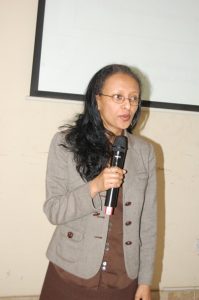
[50,130,68,147]
[48,131,71,157]
[127,132,153,150]
[127,133,156,167]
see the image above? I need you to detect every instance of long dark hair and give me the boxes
[62,64,142,181]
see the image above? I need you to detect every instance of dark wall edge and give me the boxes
[30,90,199,112]
[30,0,46,96]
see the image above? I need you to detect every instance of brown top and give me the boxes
[54,189,133,289]
[39,263,138,300]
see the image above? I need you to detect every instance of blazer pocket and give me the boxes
[56,225,83,263]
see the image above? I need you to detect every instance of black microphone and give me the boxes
[105,136,128,215]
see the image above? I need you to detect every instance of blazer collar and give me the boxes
[124,130,135,150]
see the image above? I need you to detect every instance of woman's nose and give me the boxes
[122,98,131,109]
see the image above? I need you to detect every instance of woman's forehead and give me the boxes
[102,72,140,92]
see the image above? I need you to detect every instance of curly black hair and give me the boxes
[62,64,142,181]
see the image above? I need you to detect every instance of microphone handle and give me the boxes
[104,150,126,215]
[105,187,119,208]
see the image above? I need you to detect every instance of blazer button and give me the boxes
[67,231,73,238]
[125,201,132,206]
[125,221,132,226]
[93,212,100,216]
[125,241,132,245]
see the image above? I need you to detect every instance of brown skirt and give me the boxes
[39,263,138,300]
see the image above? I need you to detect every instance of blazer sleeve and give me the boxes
[138,143,157,285]
[43,132,102,225]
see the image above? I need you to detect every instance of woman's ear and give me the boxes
[96,94,101,110]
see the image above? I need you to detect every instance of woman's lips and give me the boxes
[119,114,131,121]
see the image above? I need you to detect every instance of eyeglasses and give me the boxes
[99,93,140,106]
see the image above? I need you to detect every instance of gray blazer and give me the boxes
[44,131,157,285]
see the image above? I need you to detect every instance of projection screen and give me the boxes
[30,0,199,111]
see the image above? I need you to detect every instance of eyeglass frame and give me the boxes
[98,93,141,106]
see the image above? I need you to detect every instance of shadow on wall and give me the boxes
[147,131,165,293]
[136,111,165,293]
[132,66,165,294]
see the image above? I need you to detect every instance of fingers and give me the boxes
[106,166,126,175]
[103,167,126,189]
[89,167,127,197]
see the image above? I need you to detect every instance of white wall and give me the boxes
[0,0,199,296]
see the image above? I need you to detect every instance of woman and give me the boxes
[40,64,157,300]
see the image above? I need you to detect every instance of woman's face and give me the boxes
[96,72,140,136]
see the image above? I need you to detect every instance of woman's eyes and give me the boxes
[113,94,124,101]
[113,94,139,102]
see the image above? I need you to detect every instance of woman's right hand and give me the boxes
[89,166,126,198]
